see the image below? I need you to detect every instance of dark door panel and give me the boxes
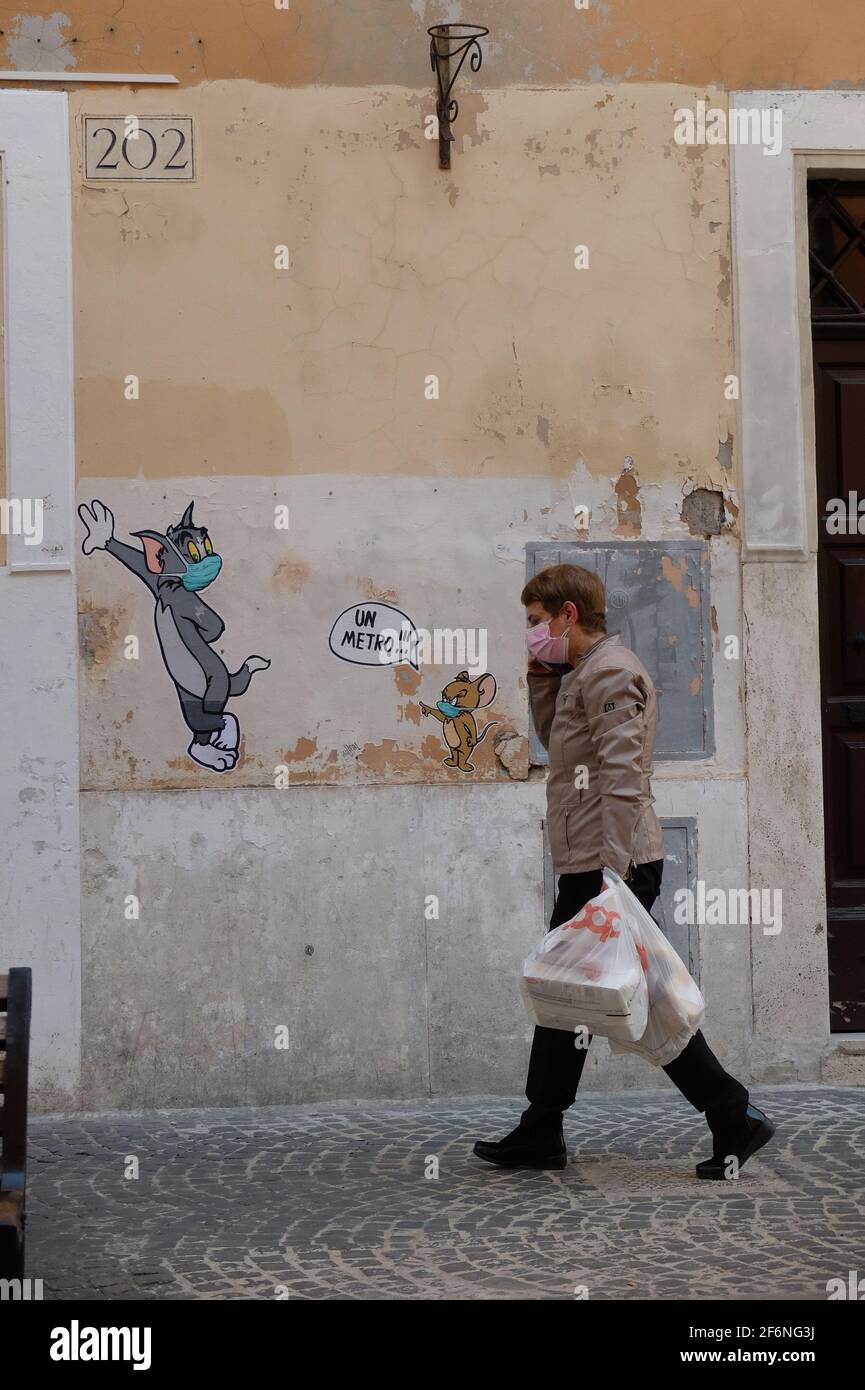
[824,727,865,891]
[827,922,865,1030]
[814,338,865,1029]
[821,552,865,692]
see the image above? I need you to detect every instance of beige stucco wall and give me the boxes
[54,72,765,1110]
[70,81,736,792]
[4,3,850,1107]
[71,82,733,485]
[6,1,865,91]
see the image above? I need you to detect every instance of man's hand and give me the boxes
[602,863,633,882]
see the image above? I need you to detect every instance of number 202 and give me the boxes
[92,126,189,173]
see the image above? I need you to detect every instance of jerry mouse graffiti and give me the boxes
[78,498,270,773]
[419,670,499,773]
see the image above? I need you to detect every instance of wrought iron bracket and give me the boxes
[428,22,488,171]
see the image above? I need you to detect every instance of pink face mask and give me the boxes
[526,621,570,665]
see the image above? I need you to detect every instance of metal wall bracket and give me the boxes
[427,22,488,171]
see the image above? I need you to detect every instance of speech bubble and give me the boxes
[328,603,420,670]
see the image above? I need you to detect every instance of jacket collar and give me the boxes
[558,632,619,686]
[574,632,620,666]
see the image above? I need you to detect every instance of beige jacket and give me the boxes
[528,633,664,877]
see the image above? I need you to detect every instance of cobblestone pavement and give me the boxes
[25,1086,864,1300]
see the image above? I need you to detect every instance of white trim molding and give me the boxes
[0,89,75,570]
[733,91,840,1062]
[0,72,178,84]
[0,89,81,1109]
[731,89,865,560]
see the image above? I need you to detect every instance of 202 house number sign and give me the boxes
[84,116,195,181]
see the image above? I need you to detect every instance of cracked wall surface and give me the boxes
[12,7,835,1109]
[68,81,740,793]
[69,83,734,486]
[4,2,865,89]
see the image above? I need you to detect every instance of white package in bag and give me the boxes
[603,869,705,1067]
[520,881,649,1043]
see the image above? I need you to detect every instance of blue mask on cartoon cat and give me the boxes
[437,699,463,718]
[182,554,222,591]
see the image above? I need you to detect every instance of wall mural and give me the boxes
[327,603,499,776]
[419,672,499,773]
[78,499,270,773]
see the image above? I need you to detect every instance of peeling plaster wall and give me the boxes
[5,2,865,90]
[68,83,734,484]
[76,475,743,791]
[61,74,784,1108]
[74,474,756,1105]
[0,11,841,1104]
[80,773,756,1110]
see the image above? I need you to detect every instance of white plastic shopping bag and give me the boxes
[520,880,649,1043]
[602,869,705,1066]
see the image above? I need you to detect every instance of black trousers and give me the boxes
[525,861,749,1123]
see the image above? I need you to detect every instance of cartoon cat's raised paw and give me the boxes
[78,499,115,554]
[188,740,237,773]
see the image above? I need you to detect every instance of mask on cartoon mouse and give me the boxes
[436,698,463,718]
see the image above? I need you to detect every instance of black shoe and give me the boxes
[473,1113,567,1171]
[696,1103,776,1180]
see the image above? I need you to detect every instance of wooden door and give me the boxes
[813,339,865,1029]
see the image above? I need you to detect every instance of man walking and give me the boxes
[474,563,775,1178]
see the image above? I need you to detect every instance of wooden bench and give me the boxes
[0,968,32,1279]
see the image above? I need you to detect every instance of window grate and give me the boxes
[808,179,865,323]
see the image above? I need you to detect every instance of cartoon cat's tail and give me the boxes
[229,655,271,696]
